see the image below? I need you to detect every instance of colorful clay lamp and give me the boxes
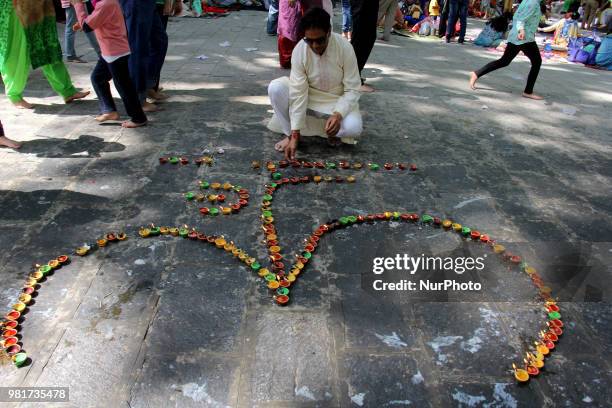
[3,328,17,338]
[548,311,561,320]
[169,157,179,164]
[268,280,280,290]
[30,271,43,281]
[461,227,471,236]
[76,246,89,256]
[410,164,417,171]
[512,364,530,383]
[169,228,179,236]
[535,341,550,356]
[200,181,210,189]
[97,238,108,247]
[275,295,290,305]
[57,255,69,264]
[214,237,227,249]
[422,215,434,223]
[352,162,362,169]
[5,344,21,356]
[276,287,290,296]
[493,244,505,254]
[369,163,379,170]
[48,259,60,269]
[185,192,195,201]
[209,208,219,216]
[18,293,32,305]
[442,220,452,228]
[38,265,52,275]
[13,352,27,367]
[179,227,189,238]
[3,336,18,347]
[117,232,127,240]
[12,302,26,313]
[211,182,221,190]
[524,360,539,376]
[3,320,18,329]
[139,227,151,238]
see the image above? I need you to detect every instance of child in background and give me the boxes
[72,0,147,128]
[430,0,441,21]
[405,1,425,26]
[474,14,509,47]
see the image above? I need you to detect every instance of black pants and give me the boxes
[438,0,449,37]
[350,0,379,79]
[475,41,542,94]
[91,55,148,124]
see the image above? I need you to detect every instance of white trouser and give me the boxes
[267,77,363,144]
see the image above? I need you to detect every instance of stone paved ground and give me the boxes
[1,9,611,408]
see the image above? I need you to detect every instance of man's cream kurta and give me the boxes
[268,32,361,136]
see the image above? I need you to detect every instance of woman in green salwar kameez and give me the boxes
[0,0,89,109]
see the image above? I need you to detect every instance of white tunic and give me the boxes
[268,33,361,134]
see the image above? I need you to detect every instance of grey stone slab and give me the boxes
[341,354,437,407]
[443,381,544,408]
[249,311,335,405]
[130,353,240,408]
[414,303,519,377]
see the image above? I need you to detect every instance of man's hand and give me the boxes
[325,112,342,137]
[518,28,525,41]
[73,22,82,32]
[285,131,299,160]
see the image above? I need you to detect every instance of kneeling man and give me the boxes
[267,8,363,160]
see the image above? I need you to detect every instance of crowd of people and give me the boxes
[0,1,610,153]
[0,0,184,148]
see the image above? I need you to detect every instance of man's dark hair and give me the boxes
[299,8,332,34]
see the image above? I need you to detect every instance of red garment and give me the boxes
[278,35,297,69]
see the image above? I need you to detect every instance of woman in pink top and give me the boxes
[72,0,147,128]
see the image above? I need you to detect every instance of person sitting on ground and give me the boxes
[538,11,579,49]
[267,8,362,160]
[474,14,509,46]
[72,0,147,128]
[0,119,21,149]
[405,1,425,26]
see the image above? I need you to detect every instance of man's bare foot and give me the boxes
[121,120,147,128]
[360,84,375,93]
[469,72,478,90]
[0,136,21,149]
[143,101,162,112]
[147,89,169,101]
[12,99,34,109]
[274,136,290,152]
[95,112,120,122]
[65,90,90,103]
[522,92,544,100]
